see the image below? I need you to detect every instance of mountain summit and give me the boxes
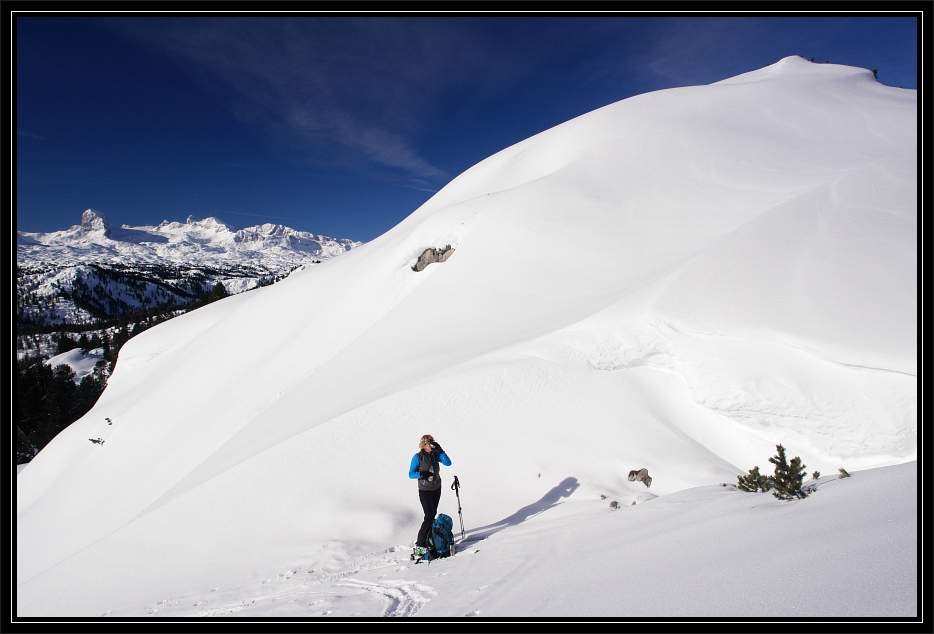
[19,210,361,268]
[78,208,111,236]
[17,57,916,616]
[17,211,363,329]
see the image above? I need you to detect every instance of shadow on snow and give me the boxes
[457,477,579,549]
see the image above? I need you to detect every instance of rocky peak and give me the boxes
[80,209,111,237]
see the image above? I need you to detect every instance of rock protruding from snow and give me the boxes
[79,209,111,237]
[628,468,652,488]
[412,246,455,272]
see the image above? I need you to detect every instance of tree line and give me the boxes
[16,282,230,464]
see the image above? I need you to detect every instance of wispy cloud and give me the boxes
[630,18,825,91]
[103,18,480,183]
[17,129,45,139]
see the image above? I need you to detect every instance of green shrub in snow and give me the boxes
[769,444,809,500]
[736,465,773,492]
[737,445,812,500]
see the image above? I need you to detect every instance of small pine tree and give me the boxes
[102,331,112,360]
[838,467,851,478]
[92,359,109,381]
[56,333,77,355]
[77,333,91,353]
[209,282,229,302]
[737,465,773,492]
[769,444,808,500]
[812,471,821,481]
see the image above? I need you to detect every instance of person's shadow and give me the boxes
[456,477,579,549]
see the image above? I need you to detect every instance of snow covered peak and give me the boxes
[185,215,231,231]
[79,208,111,236]
[714,55,878,87]
[18,209,362,269]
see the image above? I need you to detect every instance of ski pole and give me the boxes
[451,475,465,540]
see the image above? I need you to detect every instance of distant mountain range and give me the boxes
[17,209,362,330]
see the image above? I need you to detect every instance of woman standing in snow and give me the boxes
[409,434,451,558]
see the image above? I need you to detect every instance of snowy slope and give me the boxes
[207,463,922,618]
[16,56,916,617]
[43,348,105,383]
[22,462,915,619]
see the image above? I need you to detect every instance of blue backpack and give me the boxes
[427,513,456,560]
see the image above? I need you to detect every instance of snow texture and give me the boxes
[16,57,917,619]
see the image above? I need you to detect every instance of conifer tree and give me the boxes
[207,282,228,303]
[768,444,809,500]
[736,465,773,492]
[88,333,103,351]
[56,333,77,355]
[102,330,113,361]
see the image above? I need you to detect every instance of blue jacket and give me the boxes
[409,450,451,479]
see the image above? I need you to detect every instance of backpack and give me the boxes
[426,513,456,560]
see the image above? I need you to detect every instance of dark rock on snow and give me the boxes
[412,245,455,272]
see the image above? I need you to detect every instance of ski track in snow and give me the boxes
[128,545,443,618]
[336,578,437,617]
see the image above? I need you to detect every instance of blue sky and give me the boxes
[15,15,918,242]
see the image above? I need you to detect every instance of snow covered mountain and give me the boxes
[17,210,362,328]
[18,208,360,268]
[16,57,916,617]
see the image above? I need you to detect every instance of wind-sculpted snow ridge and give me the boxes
[17,57,916,617]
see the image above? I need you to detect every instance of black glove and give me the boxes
[430,442,445,455]
[419,471,431,480]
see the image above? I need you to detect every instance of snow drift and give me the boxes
[16,56,916,616]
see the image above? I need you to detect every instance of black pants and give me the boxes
[416,487,442,547]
